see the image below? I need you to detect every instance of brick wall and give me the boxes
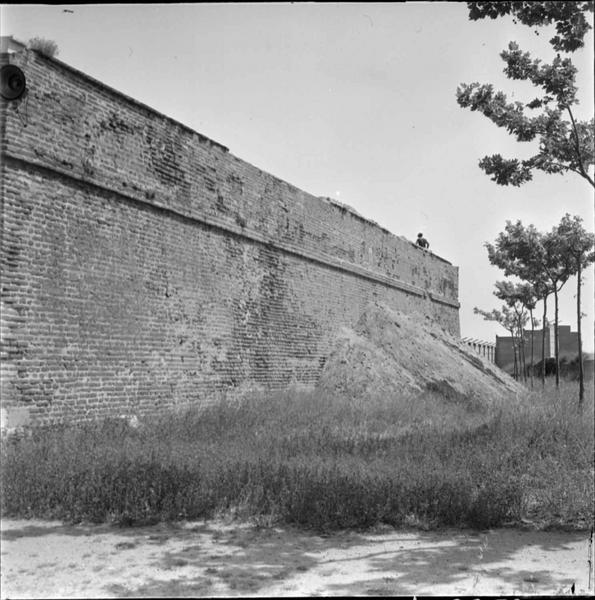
[1,50,460,427]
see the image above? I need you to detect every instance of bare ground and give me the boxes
[1,518,593,598]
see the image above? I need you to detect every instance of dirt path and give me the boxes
[1,518,592,597]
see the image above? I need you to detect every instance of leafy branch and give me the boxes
[458,2,595,189]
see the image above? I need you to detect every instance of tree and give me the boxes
[457,1,595,189]
[485,218,588,388]
[554,213,595,404]
[494,280,532,380]
[541,227,574,387]
[485,221,553,385]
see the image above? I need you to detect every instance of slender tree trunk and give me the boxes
[515,310,527,383]
[512,330,518,380]
[529,307,535,388]
[520,322,527,382]
[522,326,527,382]
[541,295,548,386]
[577,261,584,406]
[554,287,560,388]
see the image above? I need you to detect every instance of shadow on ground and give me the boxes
[1,519,590,597]
[104,525,589,596]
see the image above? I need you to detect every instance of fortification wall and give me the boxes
[1,50,459,427]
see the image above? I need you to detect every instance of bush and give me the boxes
[28,38,59,58]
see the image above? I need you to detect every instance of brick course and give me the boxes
[1,50,460,426]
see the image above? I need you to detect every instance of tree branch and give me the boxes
[544,161,585,178]
[566,105,595,187]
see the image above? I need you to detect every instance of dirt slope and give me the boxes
[317,303,522,405]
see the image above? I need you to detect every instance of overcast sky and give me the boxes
[2,2,594,350]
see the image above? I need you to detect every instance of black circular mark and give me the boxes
[0,65,27,101]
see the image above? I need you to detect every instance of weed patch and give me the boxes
[1,381,592,531]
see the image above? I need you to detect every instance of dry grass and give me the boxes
[1,380,592,531]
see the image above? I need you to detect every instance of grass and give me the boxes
[1,380,593,532]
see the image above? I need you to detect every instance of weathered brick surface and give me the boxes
[1,50,460,426]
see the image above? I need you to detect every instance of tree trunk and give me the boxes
[541,295,548,386]
[554,287,560,388]
[529,307,535,388]
[520,321,527,382]
[522,327,527,382]
[515,311,527,383]
[512,329,519,381]
[577,261,584,406]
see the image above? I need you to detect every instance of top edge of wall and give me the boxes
[318,195,453,266]
[9,46,229,153]
[5,46,454,267]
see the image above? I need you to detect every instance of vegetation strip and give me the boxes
[2,382,592,532]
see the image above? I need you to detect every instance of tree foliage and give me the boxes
[486,218,580,304]
[487,220,571,301]
[474,305,519,333]
[458,1,595,188]
[554,213,595,270]
[468,1,595,52]
[493,280,534,313]
[486,220,548,286]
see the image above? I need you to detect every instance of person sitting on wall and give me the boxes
[416,233,429,249]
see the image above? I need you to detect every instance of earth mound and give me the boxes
[317,303,522,405]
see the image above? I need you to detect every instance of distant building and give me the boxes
[461,337,495,363]
[495,325,593,379]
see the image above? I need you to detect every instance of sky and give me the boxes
[2,2,594,351]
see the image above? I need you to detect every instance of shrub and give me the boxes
[28,37,59,58]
